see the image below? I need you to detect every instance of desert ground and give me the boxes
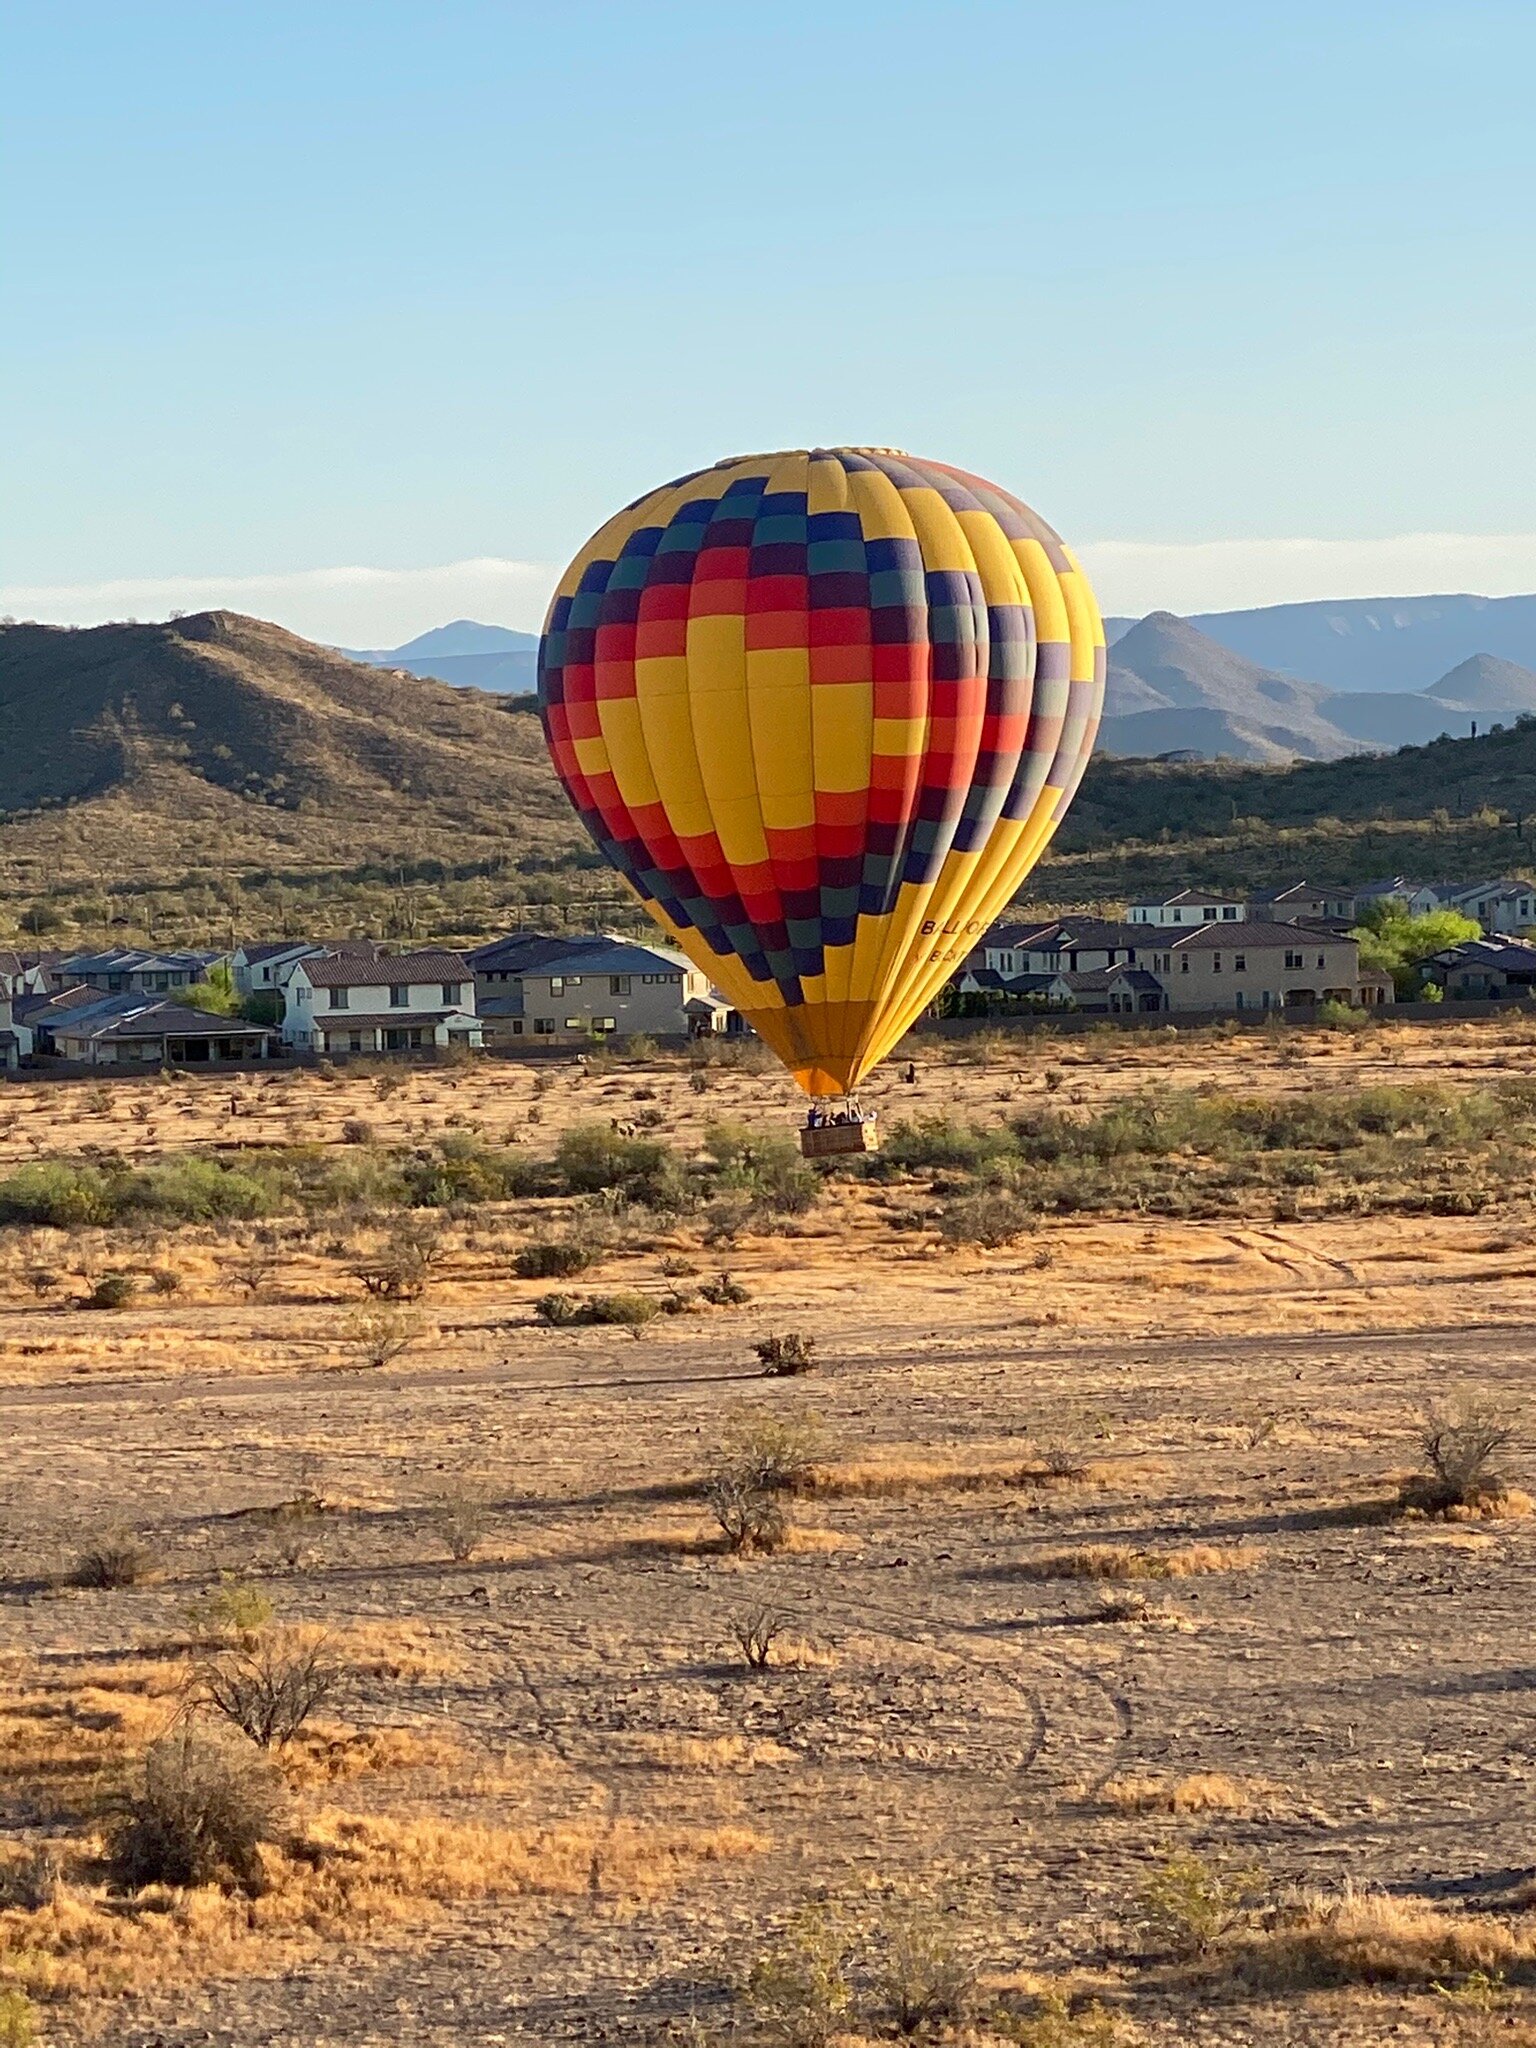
[3,1017,1536,2046]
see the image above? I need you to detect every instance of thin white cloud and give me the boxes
[0,557,558,649]
[6,536,1536,648]
[1079,533,1536,619]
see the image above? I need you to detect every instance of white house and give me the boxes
[1351,878,1443,918]
[1438,879,1536,935]
[232,939,388,997]
[1127,889,1246,927]
[283,949,482,1055]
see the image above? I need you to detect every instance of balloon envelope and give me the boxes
[538,448,1105,1094]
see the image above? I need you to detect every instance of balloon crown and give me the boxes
[706,446,912,468]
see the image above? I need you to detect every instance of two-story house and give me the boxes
[469,932,729,1044]
[1127,890,1246,927]
[51,948,225,995]
[1425,936,1536,999]
[283,950,482,1055]
[1437,879,1536,935]
[1149,922,1385,1012]
[1247,882,1361,924]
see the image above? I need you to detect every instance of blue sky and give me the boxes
[4,0,1535,639]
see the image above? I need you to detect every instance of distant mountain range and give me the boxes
[1105,592,1536,693]
[1099,613,1536,764]
[347,594,1536,766]
[343,619,538,695]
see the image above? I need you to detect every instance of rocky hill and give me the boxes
[0,612,580,898]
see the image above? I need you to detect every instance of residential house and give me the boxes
[952,965,1074,1007]
[957,922,1064,979]
[1247,883,1360,924]
[1062,967,1169,1014]
[49,948,224,995]
[0,952,47,1002]
[1424,937,1536,1000]
[469,933,729,1044]
[283,950,482,1055]
[1147,922,1382,1012]
[1127,889,1246,927]
[1351,879,1442,918]
[1437,879,1536,935]
[47,998,275,1066]
[231,939,387,997]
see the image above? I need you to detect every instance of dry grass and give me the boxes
[1224,1884,1536,1989]
[619,1733,796,1772]
[280,1722,474,1787]
[0,1813,764,1999]
[1016,1543,1263,1583]
[1097,1771,1279,1817]
[799,1451,1161,1501]
[1398,1483,1535,1523]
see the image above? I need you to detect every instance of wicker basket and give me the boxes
[799,1119,881,1160]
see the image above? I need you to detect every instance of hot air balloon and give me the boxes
[538,448,1105,1149]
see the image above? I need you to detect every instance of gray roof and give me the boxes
[301,949,469,989]
[56,1002,274,1042]
[468,932,691,979]
[60,948,221,975]
[1168,921,1354,952]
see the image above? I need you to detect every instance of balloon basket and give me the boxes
[799,1119,881,1160]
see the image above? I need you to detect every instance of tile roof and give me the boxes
[1168,921,1357,951]
[300,950,470,989]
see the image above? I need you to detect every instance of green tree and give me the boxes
[182,960,241,1016]
[1351,904,1481,998]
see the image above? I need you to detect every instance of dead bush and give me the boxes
[1403,1393,1522,1514]
[109,1722,287,1894]
[706,1473,788,1556]
[198,1628,341,1748]
[729,1601,789,1668]
[425,1481,492,1562]
[70,1528,154,1588]
[0,1990,37,2048]
[341,1305,424,1371]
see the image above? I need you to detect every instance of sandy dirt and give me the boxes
[2,1023,1535,2045]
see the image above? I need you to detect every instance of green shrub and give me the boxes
[938,1187,1038,1247]
[744,1905,852,2044]
[0,1990,38,2048]
[699,1270,751,1306]
[0,1160,114,1227]
[515,1235,600,1279]
[86,1271,136,1311]
[755,1331,816,1375]
[555,1124,687,1207]
[1136,1850,1263,1958]
[534,1290,659,1333]
[704,1122,821,1215]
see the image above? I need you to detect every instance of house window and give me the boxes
[1285,951,1304,970]
[550,977,564,995]
[1222,906,1238,919]
[441,982,461,1005]
[534,1018,555,1035]
[610,975,630,995]
[1234,954,1246,971]
[1180,955,1190,972]
[564,1017,581,1030]
[1236,991,1245,1009]
[596,1016,617,1031]
[566,976,582,986]
[1316,953,1325,969]
[329,986,350,1009]
[349,1031,363,1053]
[389,984,409,1007]
[1212,954,1222,972]
[1202,907,1217,921]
